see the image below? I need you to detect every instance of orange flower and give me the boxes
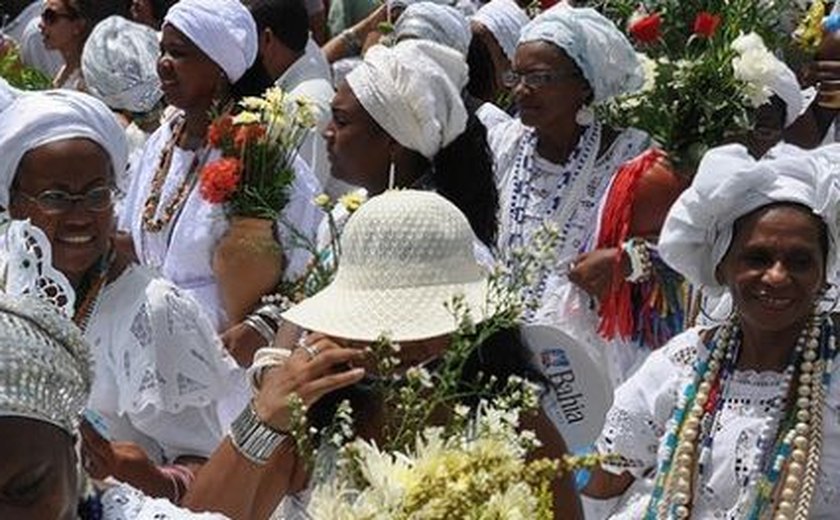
[234,123,267,151]
[199,158,242,204]
[207,115,234,148]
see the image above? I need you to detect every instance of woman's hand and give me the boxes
[79,421,174,498]
[568,248,626,301]
[252,334,366,432]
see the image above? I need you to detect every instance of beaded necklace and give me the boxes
[502,123,601,319]
[141,115,213,233]
[72,250,115,332]
[645,312,836,519]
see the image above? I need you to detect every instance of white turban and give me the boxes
[346,40,468,160]
[0,90,128,209]
[769,60,804,128]
[394,2,472,57]
[82,16,163,113]
[388,0,448,13]
[472,0,530,62]
[519,6,643,104]
[659,143,840,293]
[163,0,258,83]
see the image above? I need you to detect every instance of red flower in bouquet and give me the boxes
[234,123,267,151]
[693,12,721,38]
[207,115,234,148]
[200,158,242,204]
[628,12,662,43]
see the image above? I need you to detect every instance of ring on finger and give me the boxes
[301,343,319,360]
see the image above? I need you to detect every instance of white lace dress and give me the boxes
[101,483,229,519]
[489,119,650,394]
[595,327,840,519]
[118,112,323,330]
[86,264,237,463]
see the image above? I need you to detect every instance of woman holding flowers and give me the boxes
[118,0,322,332]
[584,144,840,518]
[0,89,236,504]
[183,190,582,519]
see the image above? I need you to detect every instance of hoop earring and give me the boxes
[575,105,595,126]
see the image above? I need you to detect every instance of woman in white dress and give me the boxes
[118,0,322,332]
[0,89,234,504]
[584,143,840,518]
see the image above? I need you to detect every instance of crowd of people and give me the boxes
[2,0,840,518]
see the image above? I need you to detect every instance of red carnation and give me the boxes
[207,115,234,148]
[199,158,241,204]
[693,12,721,38]
[628,12,662,44]
[234,123,267,151]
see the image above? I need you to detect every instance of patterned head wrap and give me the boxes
[472,0,530,61]
[82,16,163,113]
[0,293,91,435]
[519,6,643,103]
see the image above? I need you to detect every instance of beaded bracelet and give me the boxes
[622,238,652,283]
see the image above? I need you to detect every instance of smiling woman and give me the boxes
[0,89,235,505]
[583,143,840,519]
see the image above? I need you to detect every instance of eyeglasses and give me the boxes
[41,7,79,25]
[501,69,581,89]
[16,186,113,214]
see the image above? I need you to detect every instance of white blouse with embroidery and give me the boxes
[86,264,237,463]
[596,327,840,519]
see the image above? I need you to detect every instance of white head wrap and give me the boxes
[394,2,472,57]
[346,40,468,160]
[472,0,530,62]
[519,6,643,103]
[388,0,448,13]
[659,143,840,293]
[769,60,804,128]
[81,16,163,113]
[163,0,258,83]
[0,293,91,435]
[0,90,128,209]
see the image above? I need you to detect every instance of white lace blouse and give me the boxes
[86,264,237,463]
[596,327,840,519]
[118,112,323,330]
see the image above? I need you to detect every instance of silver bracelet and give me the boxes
[255,304,285,328]
[244,315,275,346]
[230,401,288,465]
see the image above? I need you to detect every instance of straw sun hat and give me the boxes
[282,190,489,342]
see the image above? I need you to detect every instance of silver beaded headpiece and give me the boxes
[0,293,91,435]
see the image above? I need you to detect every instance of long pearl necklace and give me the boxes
[646,311,835,519]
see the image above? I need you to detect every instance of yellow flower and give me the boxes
[339,191,367,213]
[313,193,332,208]
[794,0,826,51]
[232,111,261,125]
[239,96,269,111]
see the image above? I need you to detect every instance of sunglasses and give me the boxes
[41,7,79,25]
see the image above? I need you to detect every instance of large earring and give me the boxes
[575,105,594,126]
[387,160,396,190]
